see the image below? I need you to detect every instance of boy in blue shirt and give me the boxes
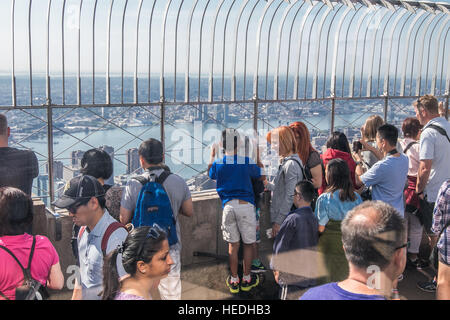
[271,180,319,300]
[208,129,264,294]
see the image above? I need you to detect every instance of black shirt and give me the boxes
[0,147,39,195]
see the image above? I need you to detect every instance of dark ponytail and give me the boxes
[101,226,167,300]
[102,248,121,300]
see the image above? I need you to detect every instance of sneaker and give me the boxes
[226,276,240,294]
[407,258,429,270]
[417,280,437,293]
[251,261,267,273]
[240,274,260,292]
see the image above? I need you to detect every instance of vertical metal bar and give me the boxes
[208,0,226,102]
[253,99,258,133]
[106,0,113,105]
[92,0,98,104]
[134,0,144,104]
[46,0,52,107]
[46,0,53,203]
[232,0,252,102]
[185,0,201,103]
[400,11,429,96]
[274,1,297,101]
[294,3,321,100]
[366,9,394,98]
[377,10,407,96]
[243,0,260,100]
[28,0,33,106]
[311,6,332,99]
[284,2,306,100]
[61,0,66,105]
[324,5,350,99]
[221,0,238,101]
[390,11,414,96]
[427,17,449,94]
[148,0,157,103]
[264,1,285,100]
[253,0,277,100]
[173,0,184,103]
[438,27,450,95]
[431,20,449,96]
[416,14,445,96]
[304,5,328,99]
[349,8,374,98]
[340,5,364,98]
[160,0,173,103]
[330,98,335,133]
[11,0,16,107]
[359,9,383,97]
[160,102,165,157]
[47,104,54,204]
[121,0,129,104]
[383,96,388,122]
[198,0,213,103]
[376,11,396,95]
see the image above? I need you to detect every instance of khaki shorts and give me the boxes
[222,200,257,244]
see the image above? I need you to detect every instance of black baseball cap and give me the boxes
[52,175,105,209]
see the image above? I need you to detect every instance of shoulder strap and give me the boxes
[0,244,26,273]
[101,222,127,257]
[403,141,418,155]
[286,158,308,182]
[426,124,450,143]
[155,170,171,185]
[78,226,86,240]
[132,175,149,186]
[26,236,36,272]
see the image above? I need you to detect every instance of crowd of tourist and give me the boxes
[0,94,449,300]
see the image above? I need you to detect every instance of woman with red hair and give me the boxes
[264,126,304,237]
[289,122,323,190]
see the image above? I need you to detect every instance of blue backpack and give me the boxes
[132,170,178,246]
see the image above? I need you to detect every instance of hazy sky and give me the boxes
[0,0,448,83]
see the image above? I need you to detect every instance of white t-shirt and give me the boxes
[419,117,450,203]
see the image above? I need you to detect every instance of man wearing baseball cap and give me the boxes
[53,175,128,300]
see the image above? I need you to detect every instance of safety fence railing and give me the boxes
[0,0,448,206]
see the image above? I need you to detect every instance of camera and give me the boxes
[352,141,363,153]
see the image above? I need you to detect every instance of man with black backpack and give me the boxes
[414,95,450,293]
[53,175,128,300]
[120,138,193,300]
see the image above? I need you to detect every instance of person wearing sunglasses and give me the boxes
[102,225,173,300]
[300,201,407,300]
[53,175,128,300]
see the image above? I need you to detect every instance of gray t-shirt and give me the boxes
[121,168,191,251]
[420,117,450,203]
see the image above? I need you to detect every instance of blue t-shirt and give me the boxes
[299,282,386,300]
[360,154,409,216]
[314,191,362,226]
[209,155,261,207]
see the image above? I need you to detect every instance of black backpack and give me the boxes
[0,236,49,300]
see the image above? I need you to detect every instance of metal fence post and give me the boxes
[384,95,389,123]
[47,101,55,205]
[160,99,165,161]
[330,97,335,134]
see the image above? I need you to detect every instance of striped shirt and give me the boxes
[431,179,450,265]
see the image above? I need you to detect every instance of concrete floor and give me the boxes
[48,251,437,300]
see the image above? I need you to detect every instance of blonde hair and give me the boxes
[363,115,384,141]
[267,126,297,158]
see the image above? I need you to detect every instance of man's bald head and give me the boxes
[341,201,406,270]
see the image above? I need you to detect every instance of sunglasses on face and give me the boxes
[67,199,89,214]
